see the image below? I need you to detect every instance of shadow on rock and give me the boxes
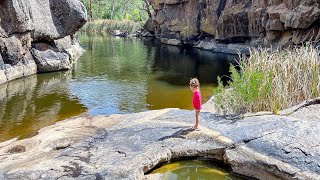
[158,127,197,141]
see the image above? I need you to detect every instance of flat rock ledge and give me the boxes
[159,38,251,55]
[0,100,320,179]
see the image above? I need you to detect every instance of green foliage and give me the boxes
[214,44,320,115]
[80,0,149,22]
[213,77,233,115]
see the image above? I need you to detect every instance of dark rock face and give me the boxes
[148,0,320,51]
[0,0,87,84]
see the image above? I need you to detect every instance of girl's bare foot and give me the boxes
[191,125,198,130]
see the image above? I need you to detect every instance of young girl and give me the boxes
[189,78,202,129]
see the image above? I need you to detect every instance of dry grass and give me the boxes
[214,43,320,115]
[81,19,143,34]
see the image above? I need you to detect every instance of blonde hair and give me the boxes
[189,78,200,88]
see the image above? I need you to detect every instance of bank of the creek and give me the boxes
[0,34,238,142]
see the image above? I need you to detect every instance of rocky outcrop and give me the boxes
[146,0,320,54]
[0,0,87,84]
[0,99,319,179]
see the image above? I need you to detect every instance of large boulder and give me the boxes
[31,43,71,73]
[0,0,87,41]
[0,0,87,84]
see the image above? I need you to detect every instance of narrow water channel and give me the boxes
[0,34,237,142]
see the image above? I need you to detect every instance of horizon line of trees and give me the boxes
[80,0,152,22]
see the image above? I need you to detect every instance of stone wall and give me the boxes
[147,0,320,53]
[0,0,87,85]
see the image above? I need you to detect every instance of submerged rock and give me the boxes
[141,30,154,37]
[0,0,87,84]
[112,30,127,37]
[0,99,319,179]
[160,38,183,46]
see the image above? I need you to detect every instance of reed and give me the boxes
[214,43,320,115]
[81,19,143,34]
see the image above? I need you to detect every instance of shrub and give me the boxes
[214,44,320,115]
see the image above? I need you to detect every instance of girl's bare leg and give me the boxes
[193,110,200,129]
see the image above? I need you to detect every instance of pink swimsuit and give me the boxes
[193,91,202,110]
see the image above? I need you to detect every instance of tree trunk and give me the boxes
[110,0,116,19]
[98,0,101,18]
[121,0,129,19]
[89,0,93,20]
[143,0,152,18]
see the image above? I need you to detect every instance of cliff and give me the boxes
[0,0,87,84]
[145,0,320,54]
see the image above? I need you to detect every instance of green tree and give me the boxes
[80,0,150,21]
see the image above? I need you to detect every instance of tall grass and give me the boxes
[214,43,320,115]
[81,19,144,34]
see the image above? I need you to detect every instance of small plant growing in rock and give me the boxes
[214,43,320,115]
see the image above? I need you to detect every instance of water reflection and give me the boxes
[141,38,237,109]
[71,34,238,114]
[0,72,87,142]
[146,40,235,85]
[71,34,236,115]
[71,35,152,115]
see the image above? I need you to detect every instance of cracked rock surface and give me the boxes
[0,101,319,179]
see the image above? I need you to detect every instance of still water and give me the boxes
[150,160,245,180]
[0,34,237,142]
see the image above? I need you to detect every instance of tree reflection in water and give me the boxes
[0,71,87,142]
